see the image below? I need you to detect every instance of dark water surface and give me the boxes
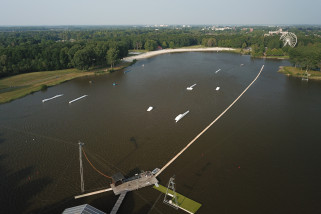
[1,52,321,214]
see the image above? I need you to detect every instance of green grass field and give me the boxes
[153,184,202,213]
[0,69,95,103]
[278,66,321,80]
[0,61,134,104]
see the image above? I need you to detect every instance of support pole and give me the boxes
[79,141,85,193]
[164,176,178,209]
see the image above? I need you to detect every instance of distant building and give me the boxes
[264,28,288,36]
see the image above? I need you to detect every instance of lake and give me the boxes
[1,52,321,214]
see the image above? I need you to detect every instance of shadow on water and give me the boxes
[130,137,138,149]
[115,137,140,166]
[36,167,148,213]
[0,155,52,214]
[36,184,138,214]
[36,192,119,214]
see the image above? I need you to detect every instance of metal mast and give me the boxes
[78,141,85,193]
[163,176,178,209]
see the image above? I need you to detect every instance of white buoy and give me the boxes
[147,106,153,111]
[175,110,189,123]
[216,87,220,91]
[186,84,196,91]
[215,69,221,74]
[69,95,88,104]
[42,94,63,103]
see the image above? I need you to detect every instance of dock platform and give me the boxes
[153,184,202,214]
[110,171,158,195]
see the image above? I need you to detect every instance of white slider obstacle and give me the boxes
[42,94,63,103]
[186,84,196,91]
[69,95,88,104]
[175,110,189,123]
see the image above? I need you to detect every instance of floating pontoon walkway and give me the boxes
[110,191,127,214]
[153,185,202,214]
[155,65,264,177]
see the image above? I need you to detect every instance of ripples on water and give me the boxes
[1,52,321,213]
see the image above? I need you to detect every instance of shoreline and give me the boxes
[278,66,321,80]
[122,47,236,62]
[0,62,131,104]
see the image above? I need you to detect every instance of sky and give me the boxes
[1,0,320,26]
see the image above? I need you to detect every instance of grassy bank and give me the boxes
[278,66,321,80]
[0,62,133,104]
[254,55,289,60]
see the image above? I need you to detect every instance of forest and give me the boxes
[0,26,321,78]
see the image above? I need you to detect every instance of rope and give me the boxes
[82,148,112,179]
[155,65,264,177]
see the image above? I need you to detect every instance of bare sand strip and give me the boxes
[123,47,236,62]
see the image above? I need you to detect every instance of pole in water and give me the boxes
[78,141,85,193]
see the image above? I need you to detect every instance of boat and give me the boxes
[147,106,153,111]
[186,84,196,91]
[215,69,221,74]
[216,87,220,91]
[175,110,189,123]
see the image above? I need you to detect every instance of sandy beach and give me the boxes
[122,47,236,62]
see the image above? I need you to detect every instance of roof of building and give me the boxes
[62,204,106,214]
[112,172,125,182]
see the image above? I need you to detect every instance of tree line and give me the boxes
[0,26,320,77]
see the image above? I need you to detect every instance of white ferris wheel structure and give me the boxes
[280,32,297,48]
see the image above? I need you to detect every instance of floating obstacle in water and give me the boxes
[215,69,221,74]
[175,110,189,123]
[112,82,118,86]
[147,106,153,111]
[216,87,220,91]
[154,184,202,214]
[69,95,88,104]
[42,94,63,103]
[124,70,131,74]
[186,84,197,91]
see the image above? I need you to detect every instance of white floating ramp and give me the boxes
[69,95,88,104]
[42,94,63,103]
[175,110,189,123]
[186,84,197,91]
[215,69,221,74]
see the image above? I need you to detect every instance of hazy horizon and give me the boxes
[1,0,321,26]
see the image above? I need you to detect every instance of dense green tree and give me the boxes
[169,41,175,49]
[106,48,119,68]
[161,41,168,48]
[73,47,95,70]
[144,40,158,51]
